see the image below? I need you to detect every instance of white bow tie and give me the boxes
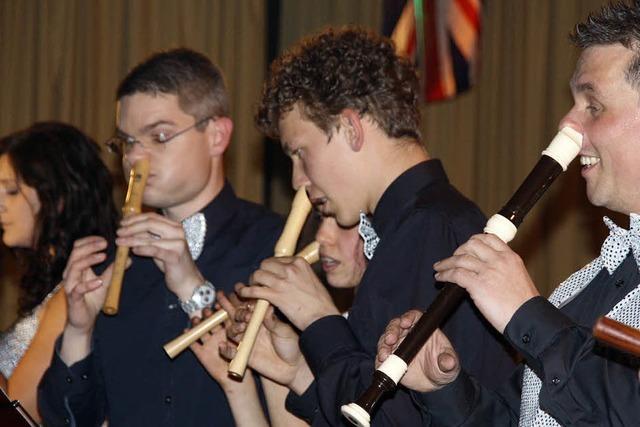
[600,214,640,274]
[182,212,207,260]
[358,212,380,260]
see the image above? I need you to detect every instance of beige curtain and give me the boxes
[0,0,266,328]
[0,0,619,328]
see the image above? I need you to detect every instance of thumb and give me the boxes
[437,350,458,373]
[262,306,278,332]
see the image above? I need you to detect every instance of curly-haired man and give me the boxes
[237,27,515,426]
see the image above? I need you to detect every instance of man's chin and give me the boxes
[334,213,360,229]
[142,192,168,210]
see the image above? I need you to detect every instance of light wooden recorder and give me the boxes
[163,241,320,359]
[102,158,150,315]
[227,186,312,378]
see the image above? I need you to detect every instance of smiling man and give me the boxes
[377,2,640,426]
[237,27,515,426]
[37,48,282,426]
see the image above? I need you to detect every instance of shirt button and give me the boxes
[81,373,89,380]
[552,377,560,385]
[521,334,531,344]
[64,417,70,425]
[168,303,177,310]
[164,395,172,404]
[65,376,73,384]
[614,279,624,288]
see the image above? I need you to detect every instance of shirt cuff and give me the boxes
[411,371,476,424]
[504,296,576,373]
[299,315,361,375]
[285,381,319,423]
[48,335,95,394]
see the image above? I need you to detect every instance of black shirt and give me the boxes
[38,183,283,427]
[418,251,640,426]
[287,160,516,426]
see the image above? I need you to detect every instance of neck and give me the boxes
[366,141,429,214]
[163,165,225,222]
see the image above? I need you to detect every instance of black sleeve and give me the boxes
[295,212,515,426]
[504,297,640,426]
[38,336,106,427]
[413,366,522,426]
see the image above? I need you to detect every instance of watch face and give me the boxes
[195,285,214,305]
[180,282,216,314]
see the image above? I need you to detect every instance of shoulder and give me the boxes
[410,181,486,238]
[232,198,284,233]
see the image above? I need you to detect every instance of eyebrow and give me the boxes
[569,76,600,96]
[115,120,177,139]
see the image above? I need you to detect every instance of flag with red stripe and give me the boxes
[384,0,482,102]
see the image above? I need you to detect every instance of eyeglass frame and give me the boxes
[105,116,214,156]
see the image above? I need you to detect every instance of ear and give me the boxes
[339,109,364,152]
[206,117,233,156]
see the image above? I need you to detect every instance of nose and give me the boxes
[123,142,150,172]
[558,108,584,136]
[315,217,337,247]
[291,160,311,191]
[0,190,7,212]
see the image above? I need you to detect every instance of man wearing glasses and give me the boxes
[38,48,283,426]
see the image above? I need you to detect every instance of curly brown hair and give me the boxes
[256,27,421,142]
[0,122,118,316]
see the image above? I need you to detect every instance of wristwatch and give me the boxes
[180,280,216,315]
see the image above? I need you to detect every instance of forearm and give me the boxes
[289,359,314,396]
[60,325,93,366]
[262,377,309,427]
[222,374,269,427]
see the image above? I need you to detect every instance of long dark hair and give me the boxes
[0,122,119,316]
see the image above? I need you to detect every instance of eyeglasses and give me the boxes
[105,116,213,155]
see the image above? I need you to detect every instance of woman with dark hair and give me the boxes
[0,122,118,421]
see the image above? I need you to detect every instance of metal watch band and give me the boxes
[180,280,216,315]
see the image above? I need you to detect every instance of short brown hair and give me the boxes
[117,48,229,120]
[570,0,640,89]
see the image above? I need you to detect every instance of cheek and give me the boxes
[304,150,341,191]
[4,201,37,246]
[301,157,321,187]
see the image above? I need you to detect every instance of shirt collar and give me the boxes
[371,159,448,239]
[186,180,239,250]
